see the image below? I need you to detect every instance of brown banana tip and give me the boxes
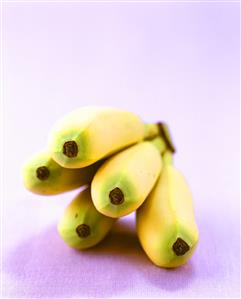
[172,237,190,256]
[76,224,91,238]
[109,187,125,205]
[63,141,78,158]
[157,122,176,153]
[36,166,50,180]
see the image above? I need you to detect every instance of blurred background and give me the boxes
[2,2,240,298]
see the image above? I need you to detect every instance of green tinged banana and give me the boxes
[57,187,116,250]
[136,152,199,268]
[48,106,160,168]
[91,137,166,218]
[22,152,101,195]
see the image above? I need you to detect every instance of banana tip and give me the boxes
[63,141,78,158]
[109,187,125,205]
[172,238,190,256]
[36,166,50,180]
[76,224,91,238]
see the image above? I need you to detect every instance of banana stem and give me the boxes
[151,137,174,165]
[162,150,174,166]
[144,123,160,140]
[144,122,176,154]
[150,137,167,154]
[157,122,176,153]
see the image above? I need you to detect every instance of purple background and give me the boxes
[3,2,240,298]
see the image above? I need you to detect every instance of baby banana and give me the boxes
[57,187,116,249]
[48,106,160,168]
[22,151,101,195]
[136,154,199,268]
[91,137,166,218]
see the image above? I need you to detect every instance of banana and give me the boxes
[57,187,116,250]
[48,106,160,168]
[22,151,101,195]
[91,137,166,218]
[136,152,199,268]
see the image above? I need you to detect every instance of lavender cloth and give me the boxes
[2,195,240,298]
[2,2,240,298]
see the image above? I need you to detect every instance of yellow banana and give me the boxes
[91,137,166,218]
[48,106,160,168]
[22,151,101,195]
[136,152,199,268]
[57,187,116,250]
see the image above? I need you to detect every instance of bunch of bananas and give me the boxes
[22,106,199,268]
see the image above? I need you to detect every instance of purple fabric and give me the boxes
[3,198,240,298]
[3,2,240,298]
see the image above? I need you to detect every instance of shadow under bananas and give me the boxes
[4,217,196,298]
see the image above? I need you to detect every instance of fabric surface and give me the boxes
[2,2,240,298]
[2,195,240,298]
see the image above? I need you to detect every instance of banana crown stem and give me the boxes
[157,122,176,153]
[162,150,174,166]
[145,122,176,158]
[144,123,160,140]
[150,137,166,154]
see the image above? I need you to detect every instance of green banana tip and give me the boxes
[76,224,91,238]
[63,140,78,158]
[36,166,50,180]
[109,187,125,205]
[172,238,190,256]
